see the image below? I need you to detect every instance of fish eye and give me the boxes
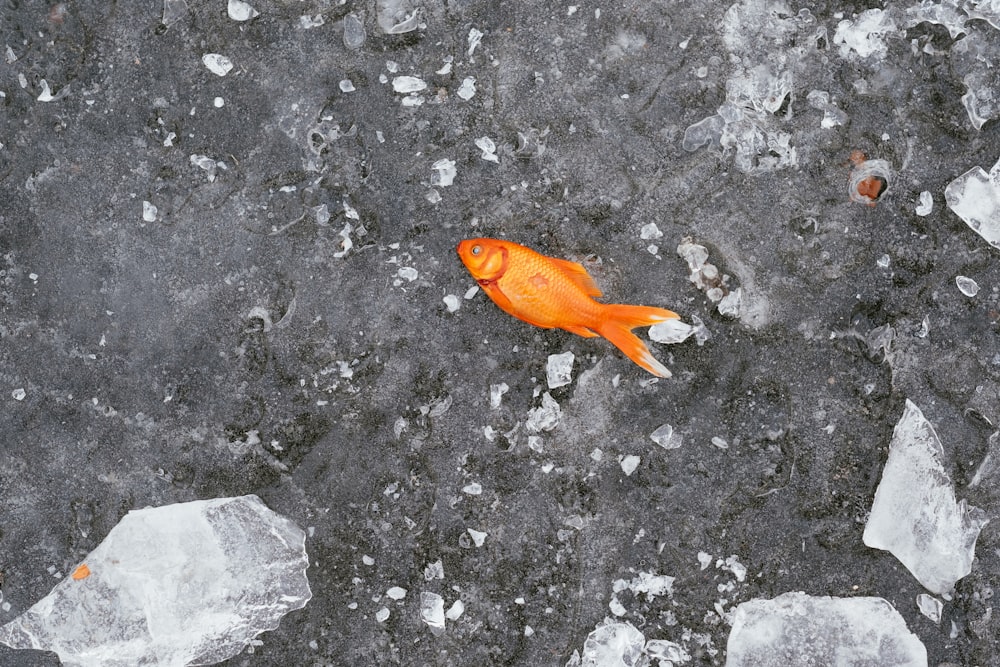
[471,245,482,256]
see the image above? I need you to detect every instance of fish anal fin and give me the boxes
[549,257,603,297]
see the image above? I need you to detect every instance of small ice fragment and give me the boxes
[639,222,662,240]
[339,79,355,93]
[392,76,427,94]
[431,159,457,187]
[916,594,942,624]
[645,639,691,663]
[420,592,445,633]
[362,555,375,566]
[343,14,366,49]
[467,28,484,56]
[945,158,1000,250]
[650,424,681,450]
[915,191,933,216]
[423,560,444,581]
[956,276,979,297]
[375,607,390,622]
[386,586,407,600]
[299,14,324,29]
[202,53,234,76]
[863,400,990,594]
[877,254,890,269]
[475,136,499,163]
[682,114,725,151]
[142,201,157,222]
[489,382,509,409]
[546,351,575,388]
[717,288,742,318]
[526,392,561,433]
[648,319,692,344]
[162,0,187,25]
[436,59,454,75]
[425,189,441,203]
[467,528,487,547]
[0,496,311,667]
[711,436,729,450]
[377,0,420,34]
[462,482,482,495]
[833,9,898,59]
[614,571,674,600]
[620,455,640,476]
[446,600,465,620]
[457,77,476,100]
[719,554,746,582]
[725,593,926,666]
[36,79,55,102]
[697,551,713,570]
[396,267,418,282]
[575,620,645,667]
[608,597,627,617]
[443,294,461,312]
[12,388,26,401]
[227,0,259,21]
[213,96,224,107]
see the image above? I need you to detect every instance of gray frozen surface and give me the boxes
[2,1,1000,665]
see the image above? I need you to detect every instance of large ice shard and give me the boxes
[725,592,926,666]
[0,495,312,667]
[863,400,989,594]
[945,157,1000,251]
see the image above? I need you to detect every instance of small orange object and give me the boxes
[848,151,890,207]
[71,564,91,580]
[456,238,679,377]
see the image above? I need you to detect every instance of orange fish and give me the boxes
[457,238,679,377]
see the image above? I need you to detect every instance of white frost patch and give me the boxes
[945,157,1000,251]
[639,222,662,240]
[833,9,898,59]
[546,351,575,388]
[202,53,234,76]
[420,592,445,634]
[863,400,990,594]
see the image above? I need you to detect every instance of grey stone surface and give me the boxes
[1,1,998,665]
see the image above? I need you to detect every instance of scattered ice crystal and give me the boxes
[386,586,407,600]
[613,571,675,601]
[956,275,979,297]
[446,600,465,621]
[36,80,55,102]
[443,294,461,312]
[475,136,499,163]
[916,594,942,624]
[420,592,446,634]
[489,382,509,409]
[299,14,324,29]
[202,53,234,76]
[467,528,487,547]
[833,9,898,59]
[392,76,427,94]
[377,0,420,34]
[190,154,220,181]
[227,0,259,21]
[457,77,476,100]
[725,593,926,667]
[620,454,641,476]
[570,620,644,667]
[375,607,390,623]
[697,551,713,570]
[423,560,444,581]
[343,13,366,49]
[915,190,933,216]
[649,315,710,346]
[467,28,484,56]
[396,266,418,282]
[162,0,187,25]
[546,351,575,389]
[12,388,26,401]
[650,424,681,450]
[526,392,561,432]
[339,79,355,93]
[945,158,1000,250]
[863,400,989,594]
[142,201,157,222]
[430,158,457,187]
[640,223,662,240]
[462,482,482,495]
[0,495,311,667]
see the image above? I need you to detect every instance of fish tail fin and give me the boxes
[597,304,679,378]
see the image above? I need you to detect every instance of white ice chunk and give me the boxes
[956,275,979,297]
[613,571,674,600]
[475,136,499,163]
[945,158,1000,250]
[375,606,390,623]
[420,592,446,634]
[457,77,476,100]
[546,351,575,388]
[467,28,484,56]
[572,620,644,667]
[619,454,640,476]
[443,294,461,312]
[12,388,26,401]
[377,0,420,34]
[489,382,509,409]
[36,79,55,102]
[916,594,942,624]
[0,496,311,667]
[343,14,366,49]
[392,75,427,94]
[142,200,157,223]
[202,53,234,76]
[526,392,561,432]
[386,586,407,600]
[430,158,457,186]
[640,222,662,240]
[467,528,487,547]
[446,600,465,620]
[649,318,691,344]
[645,638,691,664]
[725,592,926,667]
[227,0,258,21]
[915,191,933,216]
[650,424,681,450]
[833,9,898,59]
[396,266,418,282]
[863,400,990,594]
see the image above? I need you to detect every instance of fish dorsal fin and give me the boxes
[549,257,603,297]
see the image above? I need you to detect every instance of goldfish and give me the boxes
[456,238,679,377]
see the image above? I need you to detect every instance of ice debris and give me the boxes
[956,275,979,297]
[725,592,926,667]
[916,594,942,625]
[833,9,897,59]
[945,157,1000,250]
[443,294,461,312]
[566,619,689,667]
[202,53,234,77]
[489,382,509,409]
[420,592,446,635]
[650,424,681,450]
[806,90,847,128]
[915,191,933,216]
[863,400,989,594]
[457,77,476,100]
[343,13,366,49]
[475,136,499,163]
[227,0,258,21]
[677,238,742,318]
[547,351,575,389]
[392,75,427,94]
[0,495,311,667]
[430,158,457,187]
[619,454,640,476]
[377,0,420,34]
[142,200,157,223]
[649,315,710,346]
[526,392,561,432]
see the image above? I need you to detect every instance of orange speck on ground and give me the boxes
[72,564,91,580]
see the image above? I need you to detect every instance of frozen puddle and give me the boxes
[864,400,989,594]
[726,592,926,666]
[0,495,312,666]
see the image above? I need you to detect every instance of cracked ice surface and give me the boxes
[725,592,926,667]
[945,157,1000,251]
[863,400,989,595]
[0,495,311,667]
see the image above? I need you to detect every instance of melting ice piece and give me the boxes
[526,392,561,432]
[392,75,427,93]
[343,13,366,49]
[202,53,234,76]
[863,400,989,594]
[569,620,644,667]
[227,0,259,21]
[420,592,446,634]
[430,158,457,187]
[956,275,979,297]
[945,158,1000,250]
[833,9,898,58]
[726,592,926,667]
[547,351,575,389]
[650,424,681,449]
[916,594,942,624]
[377,0,420,33]
[0,495,311,667]
[915,190,933,216]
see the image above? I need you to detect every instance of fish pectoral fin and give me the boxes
[548,257,603,297]
[562,324,600,338]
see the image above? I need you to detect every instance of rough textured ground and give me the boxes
[1,1,999,665]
